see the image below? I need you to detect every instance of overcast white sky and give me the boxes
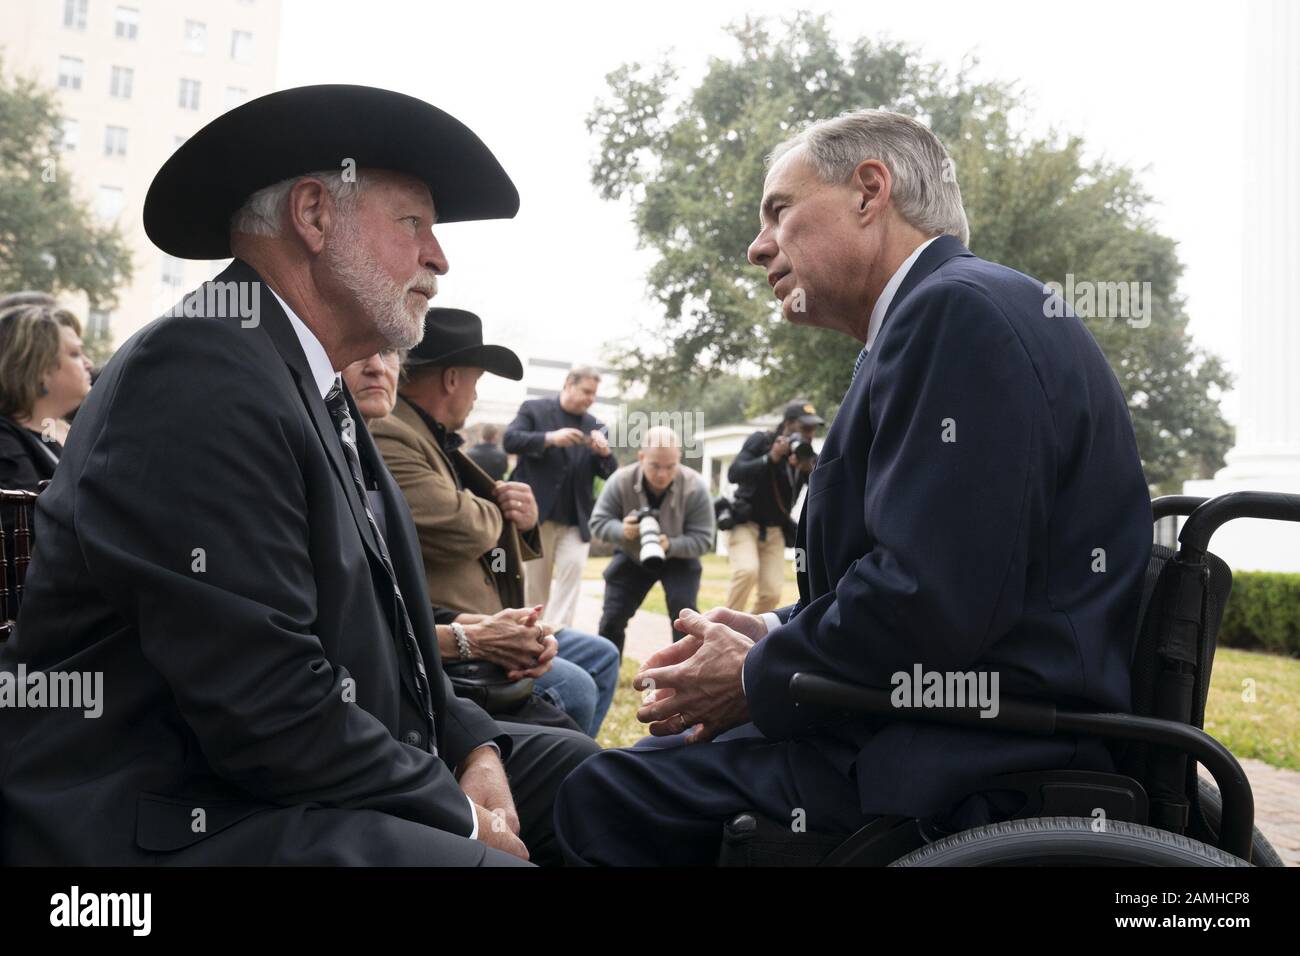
[277,0,1249,418]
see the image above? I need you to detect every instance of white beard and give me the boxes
[325,218,429,349]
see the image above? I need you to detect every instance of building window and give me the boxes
[230,30,253,63]
[178,78,201,110]
[96,185,125,221]
[63,0,88,30]
[160,254,186,289]
[57,55,83,90]
[224,86,247,109]
[184,19,206,54]
[60,118,80,151]
[109,65,134,99]
[103,125,128,158]
[86,308,112,340]
[114,6,139,40]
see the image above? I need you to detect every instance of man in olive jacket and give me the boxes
[371,309,619,736]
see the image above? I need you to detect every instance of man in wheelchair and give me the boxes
[552,109,1158,866]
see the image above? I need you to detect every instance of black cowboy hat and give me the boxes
[405,308,523,381]
[144,84,519,259]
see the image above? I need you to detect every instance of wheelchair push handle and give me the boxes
[1177,490,1300,558]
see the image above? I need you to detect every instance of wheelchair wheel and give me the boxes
[1193,778,1284,867]
[889,816,1249,866]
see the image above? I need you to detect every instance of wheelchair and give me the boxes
[720,491,1300,866]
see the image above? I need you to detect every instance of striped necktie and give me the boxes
[851,345,869,383]
[324,377,437,753]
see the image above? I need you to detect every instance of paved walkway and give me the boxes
[575,579,677,665]
[574,579,1300,865]
[1202,761,1300,866]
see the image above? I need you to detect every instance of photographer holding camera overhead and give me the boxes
[723,399,824,613]
[589,426,715,656]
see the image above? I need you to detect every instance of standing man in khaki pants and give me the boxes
[504,367,618,628]
[724,400,822,612]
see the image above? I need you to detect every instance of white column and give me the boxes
[1184,0,1300,570]
[1221,0,1300,475]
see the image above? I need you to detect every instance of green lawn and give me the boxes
[1204,646,1300,771]
[592,553,1300,769]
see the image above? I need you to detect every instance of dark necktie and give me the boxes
[324,377,437,754]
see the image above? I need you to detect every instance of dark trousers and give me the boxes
[598,550,702,655]
[552,723,871,865]
[163,721,598,867]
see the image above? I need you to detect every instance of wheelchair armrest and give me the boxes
[788,672,1255,859]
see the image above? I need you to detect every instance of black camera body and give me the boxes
[632,506,665,570]
[785,435,817,462]
[713,495,753,531]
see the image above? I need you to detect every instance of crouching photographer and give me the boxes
[589,426,715,656]
[724,399,823,613]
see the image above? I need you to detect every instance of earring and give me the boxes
[37,384,48,397]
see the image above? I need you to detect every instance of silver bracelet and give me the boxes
[450,621,472,660]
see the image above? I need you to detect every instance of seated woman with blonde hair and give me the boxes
[0,292,94,491]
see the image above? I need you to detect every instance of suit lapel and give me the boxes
[880,234,974,326]
[848,235,976,398]
[220,263,436,717]
[241,261,387,565]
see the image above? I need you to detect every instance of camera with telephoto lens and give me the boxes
[784,435,817,463]
[632,506,665,571]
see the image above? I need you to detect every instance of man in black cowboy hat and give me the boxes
[368,309,620,738]
[0,85,597,866]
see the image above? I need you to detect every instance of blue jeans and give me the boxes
[533,628,620,737]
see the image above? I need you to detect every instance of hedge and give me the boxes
[1219,571,1300,657]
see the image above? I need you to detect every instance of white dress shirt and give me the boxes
[269,288,337,400]
[746,235,942,688]
[863,234,940,353]
[268,288,485,839]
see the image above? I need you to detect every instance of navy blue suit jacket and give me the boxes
[744,236,1152,820]
[504,397,618,542]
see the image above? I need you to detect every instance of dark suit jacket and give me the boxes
[0,260,509,864]
[744,236,1152,821]
[503,396,617,542]
[0,416,59,492]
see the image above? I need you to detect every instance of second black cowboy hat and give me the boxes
[144,84,519,260]
[405,308,523,381]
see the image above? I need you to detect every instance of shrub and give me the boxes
[1219,572,1300,657]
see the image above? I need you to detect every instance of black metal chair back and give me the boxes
[0,488,40,641]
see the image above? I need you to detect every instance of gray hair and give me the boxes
[230,169,365,238]
[769,109,970,247]
[565,365,601,387]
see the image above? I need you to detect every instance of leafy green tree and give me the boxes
[589,13,1231,493]
[0,59,134,357]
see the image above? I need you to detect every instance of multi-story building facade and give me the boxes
[1,0,281,346]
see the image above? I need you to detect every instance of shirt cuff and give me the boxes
[466,794,479,839]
